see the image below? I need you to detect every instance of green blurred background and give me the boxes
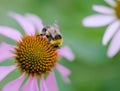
[0,0,120,91]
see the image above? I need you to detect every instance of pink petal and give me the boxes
[40,76,48,91]
[46,71,58,91]
[0,26,22,41]
[107,29,120,58]
[104,0,116,7]
[3,73,25,91]
[25,13,44,33]
[9,12,35,36]
[82,14,115,27]
[92,5,114,14]
[21,75,39,91]
[0,42,15,63]
[102,20,120,45]
[56,64,71,83]
[0,65,16,81]
[57,46,74,61]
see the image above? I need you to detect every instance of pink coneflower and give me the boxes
[82,0,120,58]
[0,12,74,91]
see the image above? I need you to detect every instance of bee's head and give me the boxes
[42,26,50,35]
[42,27,47,33]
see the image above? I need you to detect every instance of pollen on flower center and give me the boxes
[115,0,120,19]
[15,35,58,76]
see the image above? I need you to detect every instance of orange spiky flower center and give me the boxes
[115,0,120,19]
[15,35,57,76]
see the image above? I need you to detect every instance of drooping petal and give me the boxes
[0,42,16,63]
[104,0,116,7]
[40,75,48,91]
[82,14,115,27]
[3,73,25,91]
[107,29,120,58]
[56,64,71,83]
[102,20,120,45]
[0,26,22,41]
[92,5,114,14]
[0,65,16,81]
[21,75,39,91]
[9,12,35,36]
[57,46,74,61]
[46,71,58,91]
[25,13,44,33]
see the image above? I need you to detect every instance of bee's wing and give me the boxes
[53,20,61,35]
[25,13,44,33]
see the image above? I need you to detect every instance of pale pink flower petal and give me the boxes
[40,76,48,91]
[25,13,44,33]
[107,30,120,58]
[56,64,71,83]
[104,0,116,7]
[0,65,16,81]
[46,71,58,91]
[102,20,120,45]
[57,46,74,61]
[3,73,25,91]
[83,0,119,57]
[21,75,39,91]
[93,5,114,14]
[82,14,115,27]
[0,26,22,41]
[9,12,35,36]
[0,42,16,63]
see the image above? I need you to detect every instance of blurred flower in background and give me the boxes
[82,0,120,58]
[0,12,74,91]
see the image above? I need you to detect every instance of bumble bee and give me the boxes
[39,21,63,49]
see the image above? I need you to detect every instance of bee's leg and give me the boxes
[40,34,45,36]
[52,44,59,49]
[46,34,54,42]
[36,34,45,36]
